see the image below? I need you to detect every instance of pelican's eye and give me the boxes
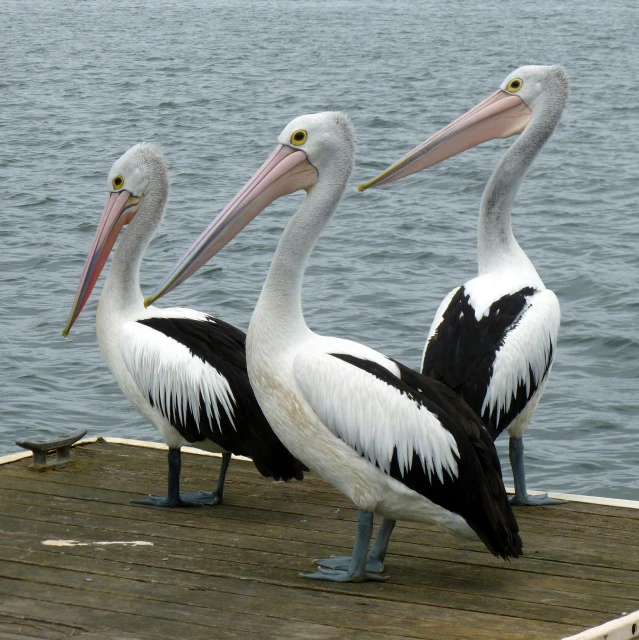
[290,129,307,146]
[112,175,125,190]
[506,78,523,93]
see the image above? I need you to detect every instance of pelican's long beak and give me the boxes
[144,144,317,307]
[358,90,532,191]
[62,191,141,337]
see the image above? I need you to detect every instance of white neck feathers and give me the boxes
[478,86,566,276]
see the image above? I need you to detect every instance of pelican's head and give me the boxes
[144,112,355,306]
[359,65,568,191]
[498,65,569,114]
[277,112,356,177]
[62,144,167,337]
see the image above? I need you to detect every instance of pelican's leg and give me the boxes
[302,510,389,582]
[132,447,203,507]
[367,517,396,569]
[509,437,566,506]
[316,517,396,572]
[180,452,232,505]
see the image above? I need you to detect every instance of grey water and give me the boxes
[1,0,637,500]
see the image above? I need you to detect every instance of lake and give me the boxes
[1,0,637,499]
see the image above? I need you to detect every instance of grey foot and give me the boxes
[510,492,567,506]
[179,490,224,506]
[131,494,203,508]
[301,567,388,583]
[315,555,385,573]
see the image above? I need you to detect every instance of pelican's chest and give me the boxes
[95,287,140,395]
[246,317,293,409]
[246,313,318,453]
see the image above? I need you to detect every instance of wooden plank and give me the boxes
[0,509,626,633]
[3,461,638,562]
[5,441,634,521]
[0,440,637,640]
[0,522,632,624]
[0,484,636,600]
[0,612,150,639]
[4,450,639,539]
[46,438,639,513]
[1,477,637,577]
[0,613,87,640]
[0,597,253,640]
[0,577,512,640]
[0,539,587,632]
[0,559,573,639]
[63,439,639,512]
[2,485,639,590]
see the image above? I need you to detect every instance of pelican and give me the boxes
[145,113,522,582]
[359,66,569,506]
[63,143,305,507]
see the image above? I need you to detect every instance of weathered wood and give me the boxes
[4,518,638,612]
[0,612,150,639]
[0,520,633,625]
[2,477,639,576]
[2,486,639,587]
[0,559,573,639]
[0,596,255,640]
[0,440,637,639]
[0,538,590,632]
[4,455,639,541]
[3,463,639,572]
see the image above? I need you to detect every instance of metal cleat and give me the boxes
[15,429,88,471]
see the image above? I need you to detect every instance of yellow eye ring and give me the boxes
[112,175,125,190]
[506,78,523,93]
[290,129,307,146]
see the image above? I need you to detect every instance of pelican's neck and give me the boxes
[255,164,351,337]
[103,186,166,314]
[478,99,563,276]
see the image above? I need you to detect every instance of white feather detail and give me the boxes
[315,335,402,378]
[464,270,544,321]
[144,305,211,322]
[482,288,560,426]
[424,286,460,364]
[119,320,237,432]
[294,347,459,483]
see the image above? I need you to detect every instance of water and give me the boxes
[1,0,637,499]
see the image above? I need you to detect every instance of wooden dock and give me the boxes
[1,439,638,640]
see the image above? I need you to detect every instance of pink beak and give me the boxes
[358,90,532,191]
[63,190,140,336]
[144,144,318,306]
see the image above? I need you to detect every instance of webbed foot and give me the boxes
[314,555,385,573]
[131,449,229,508]
[301,567,388,583]
[510,492,567,506]
[179,490,223,506]
[131,494,203,508]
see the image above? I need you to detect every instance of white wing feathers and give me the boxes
[294,348,459,483]
[482,289,560,425]
[120,321,236,431]
[424,286,460,354]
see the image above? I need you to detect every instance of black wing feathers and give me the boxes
[137,316,305,481]
[330,353,522,560]
[423,286,551,438]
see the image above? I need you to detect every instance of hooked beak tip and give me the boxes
[358,170,393,193]
[143,297,153,308]
[62,327,70,338]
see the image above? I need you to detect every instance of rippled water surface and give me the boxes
[1,0,638,499]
